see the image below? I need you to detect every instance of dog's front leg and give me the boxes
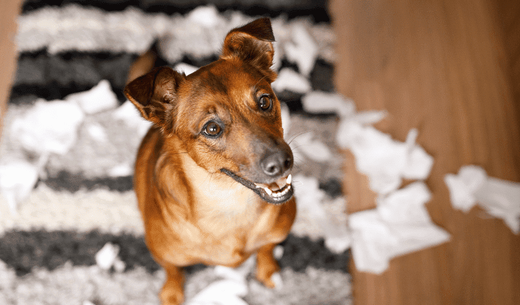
[160,263,185,305]
[255,243,281,288]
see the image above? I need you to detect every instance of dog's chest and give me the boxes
[180,155,277,263]
[194,182,263,233]
[190,186,273,265]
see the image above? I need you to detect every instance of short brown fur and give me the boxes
[124,18,296,305]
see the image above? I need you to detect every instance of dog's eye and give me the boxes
[258,95,272,111]
[202,121,223,138]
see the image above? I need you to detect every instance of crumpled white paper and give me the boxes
[284,23,318,77]
[294,175,351,254]
[301,91,356,117]
[11,99,85,156]
[185,256,256,305]
[349,182,451,274]
[291,132,333,163]
[0,159,39,214]
[95,242,126,272]
[174,62,198,76]
[445,165,520,234]
[272,68,311,94]
[444,165,487,213]
[85,122,108,143]
[186,5,222,28]
[66,79,118,115]
[113,100,152,138]
[337,121,434,195]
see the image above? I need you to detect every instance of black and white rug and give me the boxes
[0,1,352,304]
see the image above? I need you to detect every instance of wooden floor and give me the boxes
[1,1,519,304]
[331,0,520,304]
[0,0,22,138]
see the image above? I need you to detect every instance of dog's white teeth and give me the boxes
[255,175,293,199]
[263,186,273,196]
[275,175,292,189]
[271,184,291,198]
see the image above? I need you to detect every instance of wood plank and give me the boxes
[0,0,22,139]
[331,0,520,304]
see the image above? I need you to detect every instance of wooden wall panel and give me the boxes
[331,0,520,304]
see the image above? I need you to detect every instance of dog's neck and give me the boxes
[179,150,260,207]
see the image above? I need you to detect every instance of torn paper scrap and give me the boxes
[445,165,520,234]
[337,121,433,195]
[108,163,133,177]
[338,122,404,194]
[294,175,351,253]
[113,100,152,137]
[11,99,85,156]
[174,62,198,76]
[301,91,355,118]
[284,22,318,77]
[66,79,118,115]
[271,68,311,94]
[292,132,333,163]
[95,242,126,272]
[475,177,520,234]
[444,165,487,213]
[187,5,222,27]
[214,255,255,284]
[349,182,450,274]
[186,257,253,305]
[85,122,108,143]
[0,159,39,214]
[185,279,249,305]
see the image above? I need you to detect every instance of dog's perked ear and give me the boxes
[124,67,185,134]
[221,18,277,82]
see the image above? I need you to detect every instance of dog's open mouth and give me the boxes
[220,169,294,204]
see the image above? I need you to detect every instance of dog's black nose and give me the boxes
[260,150,293,177]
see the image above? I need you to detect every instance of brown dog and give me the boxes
[124,18,296,305]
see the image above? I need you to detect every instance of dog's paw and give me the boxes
[160,285,184,305]
[257,271,284,290]
[256,265,282,289]
[270,272,284,290]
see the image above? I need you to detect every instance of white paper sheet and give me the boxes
[337,121,433,195]
[95,242,126,272]
[349,182,451,274]
[301,91,355,117]
[0,159,39,214]
[271,68,311,94]
[11,99,85,156]
[66,79,118,115]
[185,256,255,305]
[284,23,318,77]
[444,165,487,213]
[113,100,152,138]
[291,132,333,163]
[294,175,351,254]
[445,165,520,234]
[174,62,198,76]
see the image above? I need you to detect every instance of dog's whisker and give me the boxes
[286,130,312,145]
[253,74,269,89]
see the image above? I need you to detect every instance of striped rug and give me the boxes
[0,1,352,304]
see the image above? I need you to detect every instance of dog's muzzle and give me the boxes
[220,168,294,204]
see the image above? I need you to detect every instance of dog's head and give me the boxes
[124,18,294,204]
